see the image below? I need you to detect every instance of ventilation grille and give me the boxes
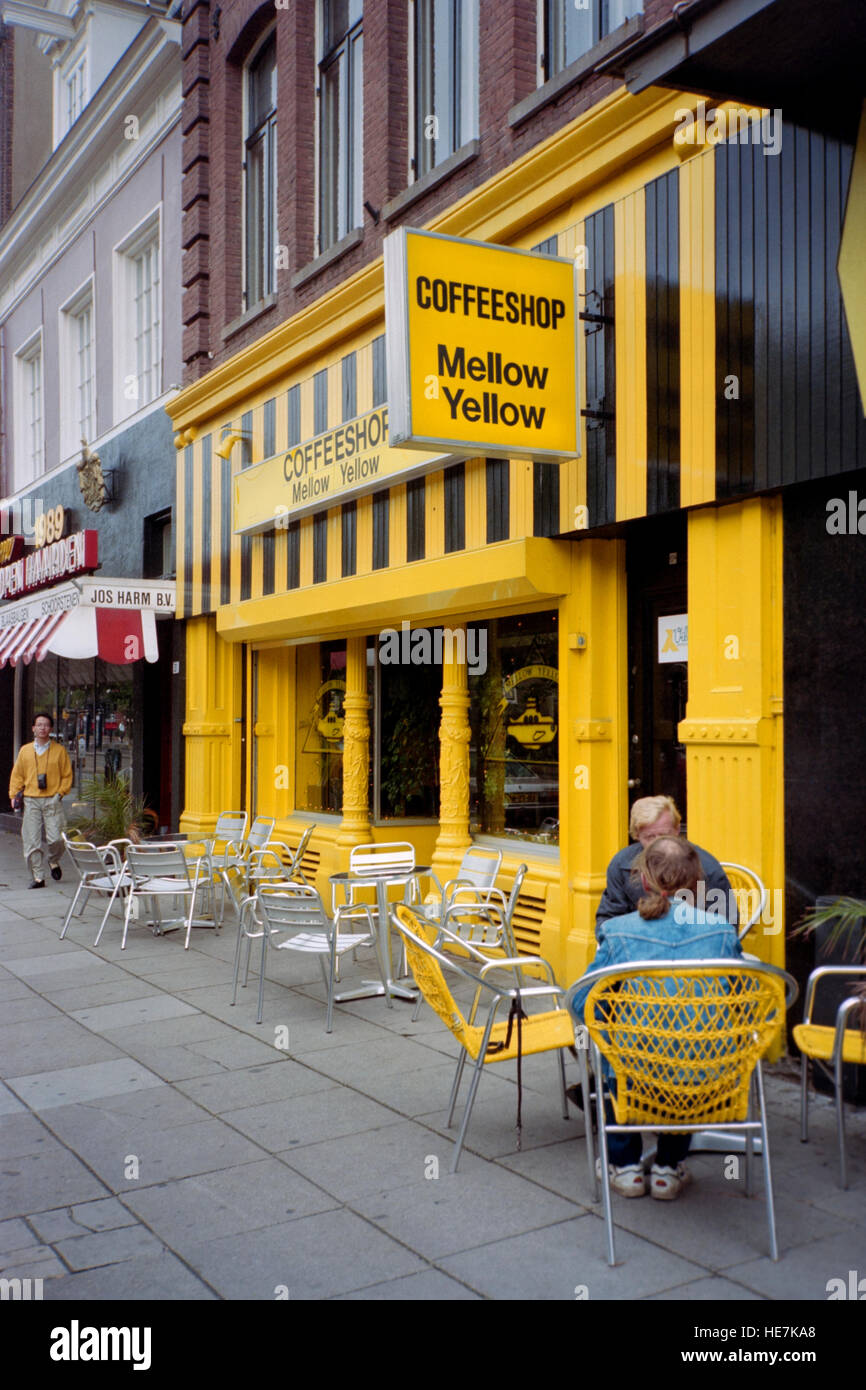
[512,890,546,956]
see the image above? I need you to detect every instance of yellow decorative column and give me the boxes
[434,627,472,870]
[337,636,372,847]
[682,496,785,970]
[560,539,629,983]
[181,615,244,837]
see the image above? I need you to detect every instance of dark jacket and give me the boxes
[595,841,736,934]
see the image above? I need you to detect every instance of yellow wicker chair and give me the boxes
[567,959,797,1266]
[719,861,768,941]
[793,964,866,1188]
[393,904,576,1172]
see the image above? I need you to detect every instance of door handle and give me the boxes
[627,778,641,788]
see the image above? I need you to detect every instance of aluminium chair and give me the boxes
[720,861,768,941]
[121,842,210,950]
[566,959,798,1266]
[246,822,315,893]
[59,834,130,945]
[411,863,529,1021]
[420,845,503,923]
[794,964,866,1189]
[213,815,276,921]
[231,882,381,1030]
[393,903,575,1172]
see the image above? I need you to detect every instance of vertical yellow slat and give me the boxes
[465,457,485,550]
[327,361,339,429]
[356,493,373,574]
[390,483,407,567]
[615,189,647,521]
[191,440,202,617]
[176,443,186,619]
[679,149,716,508]
[509,457,532,538]
[327,505,341,581]
[229,432,242,605]
[357,341,373,415]
[425,471,444,559]
[250,405,264,600]
[274,392,288,595]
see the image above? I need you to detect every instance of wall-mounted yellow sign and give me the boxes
[385,227,580,461]
[233,406,448,534]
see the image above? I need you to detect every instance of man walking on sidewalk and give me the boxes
[9,713,73,889]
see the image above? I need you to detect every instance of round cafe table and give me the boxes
[328,866,431,1004]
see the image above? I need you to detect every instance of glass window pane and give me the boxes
[376,636,440,820]
[469,611,559,844]
[295,641,346,813]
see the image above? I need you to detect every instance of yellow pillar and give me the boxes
[181,615,244,836]
[337,636,372,846]
[433,626,472,872]
[561,539,629,983]
[682,496,785,970]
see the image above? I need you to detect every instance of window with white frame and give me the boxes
[64,56,88,132]
[61,284,95,455]
[318,0,363,253]
[542,0,642,79]
[412,0,477,180]
[115,214,161,418]
[245,32,278,307]
[15,335,44,482]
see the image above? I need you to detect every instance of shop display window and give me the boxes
[31,656,135,803]
[468,610,559,845]
[294,640,346,813]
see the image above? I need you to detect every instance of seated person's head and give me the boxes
[635,835,702,920]
[629,795,681,847]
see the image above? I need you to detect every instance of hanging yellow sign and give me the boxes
[385,227,580,461]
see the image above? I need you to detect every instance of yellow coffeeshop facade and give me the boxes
[167,86,785,984]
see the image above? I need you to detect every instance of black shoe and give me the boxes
[28,880,45,889]
[50,864,62,881]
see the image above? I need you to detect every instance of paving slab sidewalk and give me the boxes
[0,830,864,1302]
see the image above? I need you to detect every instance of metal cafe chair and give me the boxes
[420,845,503,923]
[231,882,381,1030]
[246,822,315,893]
[411,863,529,1021]
[720,861,768,941]
[59,833,130,945]
[794,964,866,1189]
[121,842,210,950]
[393,903,573,1172]
[213,815,275,921]
[566,959,798,1266]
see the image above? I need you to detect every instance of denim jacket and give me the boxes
[570,901,743,1033]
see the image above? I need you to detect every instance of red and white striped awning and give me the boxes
[0,577,174,670]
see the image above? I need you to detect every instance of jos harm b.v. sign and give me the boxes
[385,227,580,461]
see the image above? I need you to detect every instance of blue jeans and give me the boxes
[602,1092,692,1168]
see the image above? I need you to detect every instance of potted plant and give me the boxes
[67,775,157,848]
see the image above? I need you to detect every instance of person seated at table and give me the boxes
[596,795,735,934]
[571,834,742,1201]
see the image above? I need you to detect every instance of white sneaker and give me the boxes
[596,1157,646,1198]
[650,1163,692,1200]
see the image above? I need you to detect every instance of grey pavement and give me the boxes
[0,830,864,1301]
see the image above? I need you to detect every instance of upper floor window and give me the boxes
[114,212,161,419]
[60,282,95,457]
[318,0,363,252]
[15,334,43,482]
[245,32,278,307]
[64,55,87,132]
[542,0,642,79]
[412,0,477,180]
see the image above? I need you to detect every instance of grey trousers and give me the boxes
[22,796,65,882]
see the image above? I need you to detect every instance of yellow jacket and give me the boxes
[9,740,73,799]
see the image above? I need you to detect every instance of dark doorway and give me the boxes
[626,514,688,824]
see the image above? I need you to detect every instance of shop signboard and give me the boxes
[0,577,176,628]
[658,613,688,663]
[0,530,98,601]
[384,227,580,461]
[232,408,449,535]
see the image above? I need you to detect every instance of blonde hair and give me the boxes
[629,795,681,841]
[634,836,701,920]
